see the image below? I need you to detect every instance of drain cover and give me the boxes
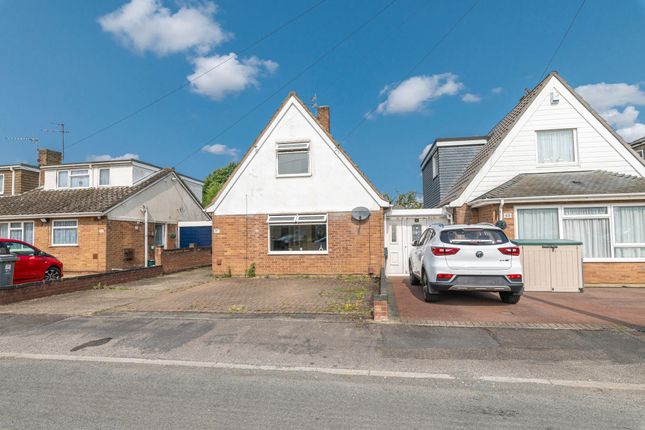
[70,337,112,352]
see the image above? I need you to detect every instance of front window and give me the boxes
[562,207,610,258]
[276,142,310,176]
[613,206,645,258]
[517,208,559,239]
[52,220,78,246]
[99,168,110,186]
[154,224,166,248]
[537,129,575,164]
[0,221,34,243]
[268,214,327,253]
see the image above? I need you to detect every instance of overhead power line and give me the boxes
[345,0,481,138]
[67,0,327,150]
[541,0,586,78]
[174,0,400,168]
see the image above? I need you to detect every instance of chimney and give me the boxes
[38,148,62,167]
[317,106,330,133]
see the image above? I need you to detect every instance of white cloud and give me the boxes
[491,87,503,94]
[88,153,140,161]
[188,53,278,100]
[202,143,239,158]
[575,82,645,142]
[375,73,464,115]
[575,82,645,112]
[98,0,229,56]
[461,93,481,103]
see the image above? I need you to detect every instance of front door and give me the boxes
[386,220,404,275]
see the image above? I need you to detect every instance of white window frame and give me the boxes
[267,213,328,255]
[514,203,645,262]
[0,174,4,194]
[99,168,110,186]
[0,221,34,243]
[535,128,578,167]
[154,223,167,249]
[431,153,438,179]
[57,169,91,189]
[51,219,79,246]
[638,149,644,158]
[276,141,311,178]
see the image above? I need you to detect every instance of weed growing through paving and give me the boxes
[92,283,130,291]
[245,263,256,278]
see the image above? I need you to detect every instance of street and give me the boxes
[0,312,643,429]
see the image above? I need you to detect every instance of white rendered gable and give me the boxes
[455,76,645,206]
[208,96,388,215]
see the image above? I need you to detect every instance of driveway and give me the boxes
[390,276,645,329]
[0,268,376,319]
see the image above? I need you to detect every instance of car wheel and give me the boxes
[422,271,440,303]
[500,292,521,304]
[44,267,61,282]
[409,262,420,285]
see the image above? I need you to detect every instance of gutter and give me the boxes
[0,212,104,221]
[469,192,645,208]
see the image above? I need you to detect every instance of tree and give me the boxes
[384,191,423,209]
[202,162,238,206]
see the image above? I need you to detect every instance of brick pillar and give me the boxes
[154,247,163,267]
[373,294,389,322]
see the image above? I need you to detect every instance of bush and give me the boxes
[245,262,256,278]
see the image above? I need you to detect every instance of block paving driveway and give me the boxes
[390,276,645,329]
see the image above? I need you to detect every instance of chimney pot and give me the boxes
[317,106,330,133]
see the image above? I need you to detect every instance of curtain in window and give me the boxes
[517,208,559,239]
[563,207,607,216]
[614,206,645,258]
[23,222,34,244]
[537,130,574,163]
[0,223,7,238]
[563,218,610,258]
[53,221,78,245]
[154,224,165,247]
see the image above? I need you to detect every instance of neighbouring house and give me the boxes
[632,137,645,159]
[0,149,210,274]
[207,93,390,276]
[0,163,40,196]
[422,71,645,286]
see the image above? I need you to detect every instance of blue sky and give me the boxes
[1,0,645,196]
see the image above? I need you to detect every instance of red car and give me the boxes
[0,239,64,284]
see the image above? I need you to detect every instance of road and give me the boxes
[0,312,643,429]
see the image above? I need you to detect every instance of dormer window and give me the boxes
[536,129,576,164]
[57,169,90,188]
[99,168,110,186]
[276,141,310,177]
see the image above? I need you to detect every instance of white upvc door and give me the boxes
[386,220,404,275]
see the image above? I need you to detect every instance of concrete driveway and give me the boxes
[390,276,645,329]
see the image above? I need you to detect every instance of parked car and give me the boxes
[408,224,524,304]
[0,239,64,284]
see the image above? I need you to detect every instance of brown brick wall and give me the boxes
[583,262,645,286]
[0,266,163,305]
[106,220,146,271]
[33,217,108,273]
[212,210,384,276]
[155,247,211,274]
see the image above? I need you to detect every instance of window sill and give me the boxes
[536,162,578,168]
[50,244,79,247]
[268,251,328,256]
[276,173,312,178]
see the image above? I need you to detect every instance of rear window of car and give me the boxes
[440,228,509,245]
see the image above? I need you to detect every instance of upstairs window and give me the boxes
[57,171,69,188]
[537,129,576,164]
[57,169,90,188]
[276,141,310,177]
[431,153,438,179]
[99,168,110,186]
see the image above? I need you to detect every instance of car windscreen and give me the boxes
[440,228,509,246]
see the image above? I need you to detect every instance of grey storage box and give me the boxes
[512,239,584,292]
[0,254,19,287]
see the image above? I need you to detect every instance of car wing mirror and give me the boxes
[412,240,419,247]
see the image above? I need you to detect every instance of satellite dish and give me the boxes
[351,206,371,222]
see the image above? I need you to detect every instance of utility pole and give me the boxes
[42,122,70,161]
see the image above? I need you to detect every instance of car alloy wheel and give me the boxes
[44,267,61,281]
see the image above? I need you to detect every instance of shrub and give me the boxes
[245,263,256,278]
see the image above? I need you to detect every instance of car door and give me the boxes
[6,241,40,282]
[411,229,431,276]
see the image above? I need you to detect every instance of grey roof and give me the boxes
[632,137,645,149]
[0,163,40,170]
[0,169,173,217]
[439,71,645,206]
[474,170,645,200]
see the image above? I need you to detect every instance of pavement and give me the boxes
[0,312,643,428]
[390,276,645,329]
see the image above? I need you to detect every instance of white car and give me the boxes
[408,224,524,304]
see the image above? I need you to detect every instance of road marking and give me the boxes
[1,352,643,391]
[478,376,645,392]
[0,352,454,380]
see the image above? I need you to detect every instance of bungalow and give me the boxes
[421,71,645,286]
[0,150,210,274]
[207,93,390,276]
